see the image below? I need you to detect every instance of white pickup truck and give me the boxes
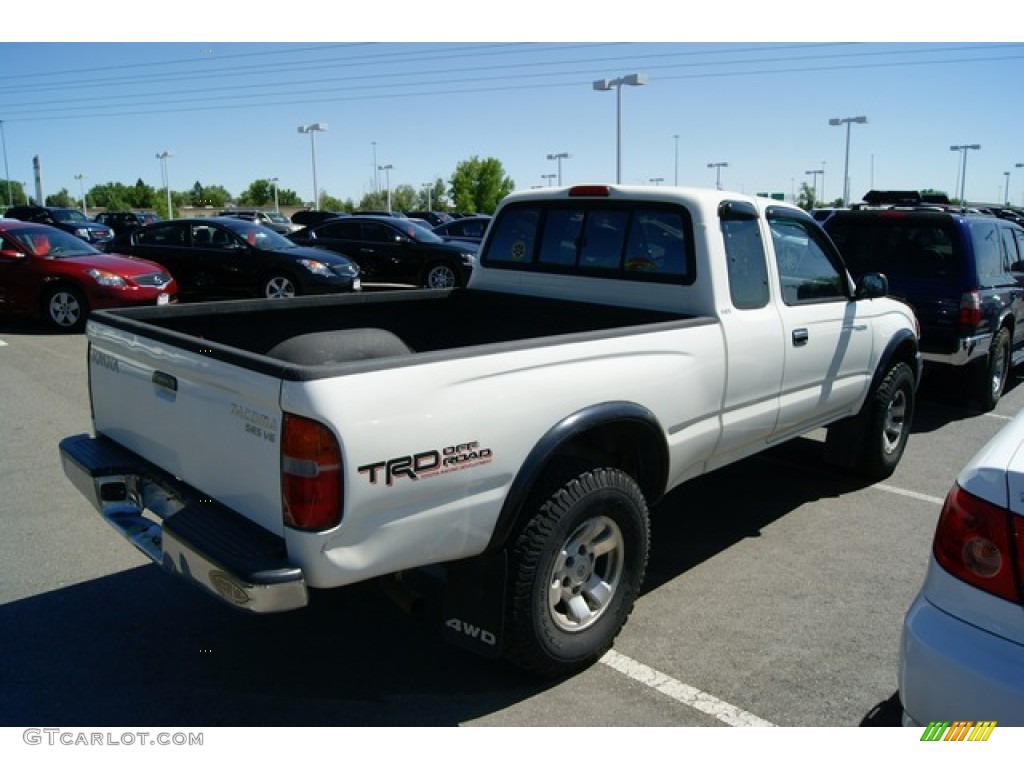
[60,185,920,676]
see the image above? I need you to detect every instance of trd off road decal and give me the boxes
[358,441,493,486]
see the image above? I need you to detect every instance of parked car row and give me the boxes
[0,217,175,331]
[820,191,1024,410]
[816,191,1024,726]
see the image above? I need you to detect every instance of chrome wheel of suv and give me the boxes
[977,328,1010,411]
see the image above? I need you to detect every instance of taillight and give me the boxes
[568,185,611,197]
[281,413,342,531]
[958,291,982,327]
[932,483,1024,603]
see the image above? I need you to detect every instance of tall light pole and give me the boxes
[372,141,378,195]
[297,122,327,210]
[74,173,87,215]
[805,168,823,204]
[546,152,570,185]
[0,120,11,208]
[378,164,393,213]
[707,162,728,190]
[156,151,173,219]
[270,177,280,213]
[422,182,432,212]
[673,134,680,186]
[829,116,868,207]
[592,73,648,184]
[1015,163,1024,205]
[1005,171,1012,206]
[542,173,556,187]
[821,161,826,205]
[949,144,981,208]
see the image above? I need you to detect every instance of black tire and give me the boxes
[423,262,461,289]
[42,285,87,332]
[854,361,915,481]
[261,273,299,299]
[973,327,1010,411]
[504,467,649,677]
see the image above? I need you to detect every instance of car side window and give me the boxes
[769,214,846,305]
[722,218,769,310]
[137,223,187,247]
[970,220,1005,286]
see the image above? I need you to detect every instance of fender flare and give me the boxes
[485,401,668,552]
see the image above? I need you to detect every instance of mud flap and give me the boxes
[441,550,507,659]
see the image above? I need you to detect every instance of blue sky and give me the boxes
[2,8,1023,209]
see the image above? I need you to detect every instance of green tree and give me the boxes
[238,179,274,207]
[0,179,30,207]
[796,181,817,211]
[416,178,448,211]
[88,182,133,211]
[189,182,231,208]
[449,156,514,214]
[390,184,417,213]
[46,188,75,208]
[131,178,157,208]
[318,192,347,212]
[357,190,388,211]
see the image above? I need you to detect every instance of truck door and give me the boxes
[715,201,785,455]
[768,209,873,437]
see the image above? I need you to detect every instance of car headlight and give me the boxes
[298,259,333,277]
[460,252,477,267]
[85,269,127,288]
[74,227,90,238]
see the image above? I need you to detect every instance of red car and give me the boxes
[0,219,177,331]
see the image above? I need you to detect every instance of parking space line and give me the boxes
[600,649,776,727]
[873,484,945,505]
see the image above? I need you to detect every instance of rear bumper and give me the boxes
[920,332,990,367]
[59,433,308,613]
[899,589,1024,727]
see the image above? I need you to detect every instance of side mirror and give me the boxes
[856,272,888,299]
[0,248,25,261]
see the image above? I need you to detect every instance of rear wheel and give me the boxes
[973,327,1010,411]
[504,467,649,677]
[43,285,87,332]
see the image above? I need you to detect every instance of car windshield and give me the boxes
[222,221,295,250]
[402,221,444,244]
[11,225,100,257]
[51,208,89,223]
[265,212,291,224]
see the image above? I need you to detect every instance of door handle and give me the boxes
[792,328,809,347]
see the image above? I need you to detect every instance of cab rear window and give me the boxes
[482,203,694,283]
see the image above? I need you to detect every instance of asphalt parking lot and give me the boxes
[1,318,1020,728]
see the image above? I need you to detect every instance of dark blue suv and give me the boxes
[4,205,114,246]
[824,203,1024,409]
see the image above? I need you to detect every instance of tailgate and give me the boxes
[86,320,286,535]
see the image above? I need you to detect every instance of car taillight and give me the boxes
[932,483,1024,603]
[958,291,982,327]
[281,414,342,531]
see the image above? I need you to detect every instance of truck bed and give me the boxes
[90,288,699,376]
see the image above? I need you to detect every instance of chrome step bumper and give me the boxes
[59,433,308,613]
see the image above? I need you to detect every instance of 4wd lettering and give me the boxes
[445,618,497,647]
[359,441,493,486]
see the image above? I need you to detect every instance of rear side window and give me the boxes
[483,203,692,283]
[722,218,769,309]
[825,214,960,281]
[970,220,1007,284]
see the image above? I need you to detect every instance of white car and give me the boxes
[899,410,1024,726]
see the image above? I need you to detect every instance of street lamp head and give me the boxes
[592,79,613,91]
[622,73,648,87]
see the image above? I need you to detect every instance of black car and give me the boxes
[94,210,161,236]
[432,215,492,244]
[823,196,1024,409]
[4,205,113,245]
[290,209,349,228]
[289,215,477,289]
[107,217,360,300]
